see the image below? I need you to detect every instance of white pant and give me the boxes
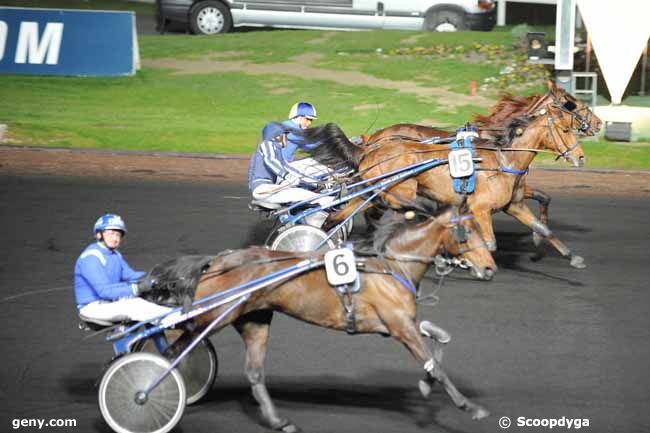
[252,182,333,205]
[79,297,173,323]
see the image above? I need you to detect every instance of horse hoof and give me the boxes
[532,232,543,247]
[280,424,301,433]
[470,405,490,420]
[272,419,301,433]
[570,255,586,269]
[418,379,433,398]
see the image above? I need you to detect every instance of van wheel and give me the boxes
[190,1,232,35]
[425,9,464,32]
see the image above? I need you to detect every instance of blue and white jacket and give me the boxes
[248,138,320,192]
[74,242,145,309]
[280,119,320,162]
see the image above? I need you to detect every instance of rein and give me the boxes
[156,253,311,290]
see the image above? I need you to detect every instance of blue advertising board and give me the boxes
[0,7,138,76]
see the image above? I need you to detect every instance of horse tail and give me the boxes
[301,123,364,169]
[144,255,215,306]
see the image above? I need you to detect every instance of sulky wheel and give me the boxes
[270,225,335,252]
[99,352,186,433]
[133,335,218,405]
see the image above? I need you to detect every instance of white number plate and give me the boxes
[448,148,474,178]
[324,248,357,286]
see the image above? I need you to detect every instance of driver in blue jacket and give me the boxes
[74,214,171,323]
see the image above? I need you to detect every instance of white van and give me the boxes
[157,0,496,35]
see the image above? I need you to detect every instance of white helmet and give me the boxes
[288,102,317,120]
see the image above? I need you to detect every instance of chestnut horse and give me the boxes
[158,208,496,431]
[306,92,587,269]
[359,81,602,256]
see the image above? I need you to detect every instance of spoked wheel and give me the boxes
[133,335,218,405]
[99,352,186,433]
[270,225,335,252]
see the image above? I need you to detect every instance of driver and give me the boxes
[74,214,172,323]
[248,123,334,227]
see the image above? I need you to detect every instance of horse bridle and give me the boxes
[524,96,581,165]
[544,108,581,162]
[376,213,488,278]
[554,96,596,136]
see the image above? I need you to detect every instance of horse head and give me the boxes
[438,210,497,281]
[519,94,585,168]
[546,80,602,136]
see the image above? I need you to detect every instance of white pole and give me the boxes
[497,0,507,27]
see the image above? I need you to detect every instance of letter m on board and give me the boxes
[15,22,64,65]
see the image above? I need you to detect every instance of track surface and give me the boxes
[1,174,648,433]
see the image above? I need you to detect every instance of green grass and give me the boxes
[535,140,650,170]
[0,0,154,14]
[1,28,649,170]
[2,67,468,153]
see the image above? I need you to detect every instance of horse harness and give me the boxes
[335,214,478,334]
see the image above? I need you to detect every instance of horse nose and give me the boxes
[470,266,496,281]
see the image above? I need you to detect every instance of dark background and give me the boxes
[1,174,648,433]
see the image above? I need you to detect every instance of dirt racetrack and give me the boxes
[1,146,649,433]
[1,146,649,196]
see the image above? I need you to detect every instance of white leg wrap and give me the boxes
[424,358,436,374]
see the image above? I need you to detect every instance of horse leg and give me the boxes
[385,314,489,419]
[523,184,551,247]
[326,197,373,229]
[504,201,585,269]
[233,310,299,433]
[419,320,451,363]
[473,209,497,252]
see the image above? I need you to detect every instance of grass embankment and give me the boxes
[0,18,648,169]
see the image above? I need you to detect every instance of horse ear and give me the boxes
[547,79,559,94]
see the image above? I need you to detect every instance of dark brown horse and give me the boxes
[161,208,496,431]
[359,81,602,254]
[306,85,590,269]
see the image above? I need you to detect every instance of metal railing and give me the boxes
[571,72,597,107]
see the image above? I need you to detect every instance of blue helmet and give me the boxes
[288,102,317,120]
[93,213,127,235]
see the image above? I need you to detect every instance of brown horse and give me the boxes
[307,89,587,269]
[359,81,602,253]
[160,208,496,431]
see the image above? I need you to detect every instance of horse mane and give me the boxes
[498,115,533,147]
[303,123,364,169]
[143,255,215,307]
[357,203,448,253]
[473,94,538,130]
